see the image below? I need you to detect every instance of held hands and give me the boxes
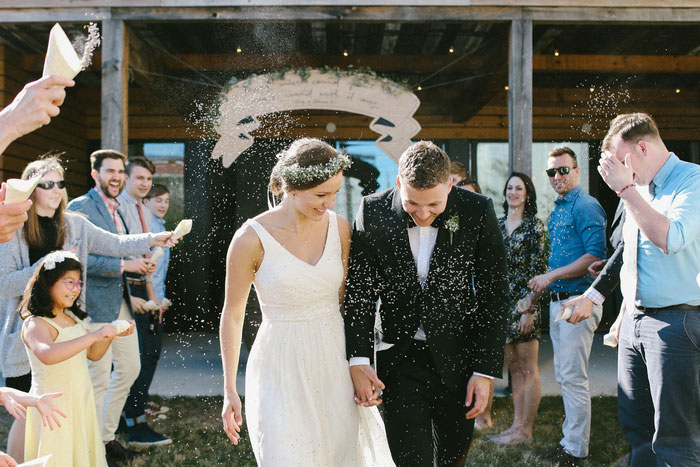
[465,374,491,419]
[528,272,553,294]
[222,392,243,445]
[598,150,635,193]
[117,320,136,337]
[563,295,594,324]
[349,365,384,407]
[131,296,147,314]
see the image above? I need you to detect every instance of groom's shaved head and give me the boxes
[398,141,451,189]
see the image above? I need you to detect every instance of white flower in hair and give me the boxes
[274,153,352,186]
[44,250,80,271]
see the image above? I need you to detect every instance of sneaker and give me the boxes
[127,422,172,447]
[536,445,584,466]
[145,408,168,421]
[105,440,141,461]
[147,401,170,414]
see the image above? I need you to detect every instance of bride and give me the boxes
[220,138,394,466]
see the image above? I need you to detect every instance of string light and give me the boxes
[236,45,242,53]
[589,86,595,93]
[675,88,681,94]
[448,45,455,54]
[416,85,423,91]
[343,49,348,57]
[554,49,560,57]
[504,85,509,91]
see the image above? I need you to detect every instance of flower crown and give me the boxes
[274,153,352,187]
[43,250,79,271]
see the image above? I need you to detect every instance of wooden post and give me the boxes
[508,19,532,176]
[101,19,128,152]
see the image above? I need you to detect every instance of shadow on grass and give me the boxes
[1,395,629,466]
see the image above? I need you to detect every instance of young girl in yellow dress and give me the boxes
[18,251,135,467]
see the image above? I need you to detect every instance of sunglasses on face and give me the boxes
[36,180,66,190]
[546,167,576,177]
[59,279,84,291]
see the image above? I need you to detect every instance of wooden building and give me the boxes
[2,1,699,327]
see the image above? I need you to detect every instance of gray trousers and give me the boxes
[618,308,700,467]
[549,297,602,458]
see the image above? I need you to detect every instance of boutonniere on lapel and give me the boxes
[445,214,460,245]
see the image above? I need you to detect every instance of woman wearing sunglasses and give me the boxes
[0,155,176,463]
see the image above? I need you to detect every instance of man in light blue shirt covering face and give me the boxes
[529,147,606,465]
[599,113,700,467]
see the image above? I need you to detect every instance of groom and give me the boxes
[345,141,508,466]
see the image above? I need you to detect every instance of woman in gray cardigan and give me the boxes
[0,156,175,462]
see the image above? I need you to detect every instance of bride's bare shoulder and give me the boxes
[335,213,351,241]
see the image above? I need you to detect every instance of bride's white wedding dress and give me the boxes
[244,210,394,466]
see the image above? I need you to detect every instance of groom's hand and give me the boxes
[350,365,385,407]
[465,374,491,419]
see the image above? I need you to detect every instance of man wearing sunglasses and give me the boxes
[529,146,606,466]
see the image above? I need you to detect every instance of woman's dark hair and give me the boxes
[456,177,482,194]
[502,172,538,218]
[269,138,344,195]
[18,254,87,320]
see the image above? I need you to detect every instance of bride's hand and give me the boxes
[222,392,243,445]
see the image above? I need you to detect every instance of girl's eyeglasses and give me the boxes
[36,180,66,190]
[59,279,84,290]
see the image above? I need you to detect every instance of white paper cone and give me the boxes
[151,247,164,262]
[43,23,81,79]
[603,332,619,348]
[143,300,159,311]
[3,177,41,204]
[111,319,131,334]
[555,306,573,322]
[172,219,193,239]
[161,298,172,308]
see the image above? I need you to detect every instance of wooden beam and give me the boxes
[508,19,532,175]
[533,54,700,74]
[4,5,700,23]
[101,19,129,152]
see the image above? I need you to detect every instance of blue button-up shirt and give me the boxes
[636,153,700,306]
[150,213,170,301]
[548,185,607,293]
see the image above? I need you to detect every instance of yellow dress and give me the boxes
[22,311,106,467]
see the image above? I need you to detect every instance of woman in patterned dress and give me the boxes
[490,172,548,445]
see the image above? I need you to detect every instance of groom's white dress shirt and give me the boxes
[349,225,492,379]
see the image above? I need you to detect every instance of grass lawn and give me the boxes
[1,395,629,466]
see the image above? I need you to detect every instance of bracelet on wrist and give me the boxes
[616,183,635,197]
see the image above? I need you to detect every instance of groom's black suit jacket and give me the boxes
[344,186,509,393]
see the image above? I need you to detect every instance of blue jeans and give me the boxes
[124,283,164,420]
[618,308,700,466]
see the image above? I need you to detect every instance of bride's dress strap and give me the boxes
[245,219,276,251]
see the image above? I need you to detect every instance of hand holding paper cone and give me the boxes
[3,177,41,204]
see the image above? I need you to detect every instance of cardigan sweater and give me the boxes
[0,211,152,378]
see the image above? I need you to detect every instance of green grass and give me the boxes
[1,395,629,466]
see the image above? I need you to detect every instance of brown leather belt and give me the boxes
[550,291,584,302]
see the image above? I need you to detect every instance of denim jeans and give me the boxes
[618,308,700,467]
[549,297,602,458]
[123,283,164,420]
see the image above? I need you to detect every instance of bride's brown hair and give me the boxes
[269,138,341,195]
